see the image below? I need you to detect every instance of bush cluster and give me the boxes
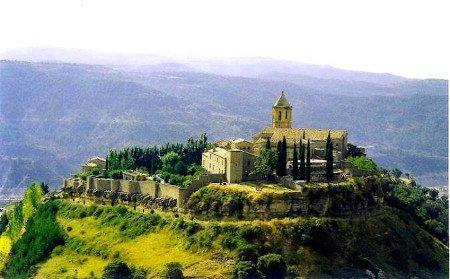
[385,183,448,244]
[4,200,66,278]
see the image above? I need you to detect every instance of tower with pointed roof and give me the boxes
[272,91,292,128]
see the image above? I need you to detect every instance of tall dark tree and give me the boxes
[326,131,334,181]
[265,138,272,150]
[299,141,305,180]
[306,139,311,183]
[280,137,287,176]
[292,143,299,180]
[276,141,282,176]
[302,130,306,140]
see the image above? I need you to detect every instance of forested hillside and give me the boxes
[0,59,447,195]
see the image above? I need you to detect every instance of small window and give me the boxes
[285,111,288,119]
[278,111,281,120]
[247,161,251,166]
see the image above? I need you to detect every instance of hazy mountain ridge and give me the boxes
[0,58,447,195]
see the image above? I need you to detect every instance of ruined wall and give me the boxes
[85,174,222,208]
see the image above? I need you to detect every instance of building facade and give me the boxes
[201,91,349,183]
[202,147,258,183]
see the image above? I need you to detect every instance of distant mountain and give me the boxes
[1,47,408,83]
[0,59,447,195]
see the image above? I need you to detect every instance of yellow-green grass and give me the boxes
[0,234,12,270]
[36,215,234,278]
[35,249,107,279]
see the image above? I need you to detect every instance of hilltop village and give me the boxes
[63,91,369,212]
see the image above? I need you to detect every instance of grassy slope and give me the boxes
[35,215,234,278]
[30,197,448,279]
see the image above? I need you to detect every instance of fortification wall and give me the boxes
[95,178,112,191]
[85,174,221,208]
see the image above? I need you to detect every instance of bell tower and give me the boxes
[272,91,292,128]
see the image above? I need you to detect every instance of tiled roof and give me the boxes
[273,91,291,107]
[253,127,347,144]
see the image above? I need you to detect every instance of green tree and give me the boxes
[306,139,311,183]
[40,182,49,194]
[292,143,299,180]
[161,152,182,168]
[265,138,271,150]
[276,141,282,176]
[299,141,305,180]
[174,161,188,175]
[251,149,277,179]
[391,168,402,178]
[279,137,287,176]
[326,131,333,181]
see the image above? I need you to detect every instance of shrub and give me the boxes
[239,226,263,242]
[232,261,264,279]
[185,221,202,236]
[221,235,238,250]
[257,253,287,279]
[163,262,184,279]
[102,259,132,279]
[236,245,259,263]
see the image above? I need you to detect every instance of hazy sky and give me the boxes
[0,0,448,78]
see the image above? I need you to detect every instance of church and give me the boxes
[202,91,348,183]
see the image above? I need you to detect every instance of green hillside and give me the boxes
[0,176,448,278]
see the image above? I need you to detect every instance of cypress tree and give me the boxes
[292,143,299,180]
[326,131,333,181]
[265,138,271,150]
[302,130,306,140]
[280,136,287,176]
[299,141,305,180]
[306,139,311,183]
[276,141,282,176]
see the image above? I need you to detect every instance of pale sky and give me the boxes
[0,0,448,79]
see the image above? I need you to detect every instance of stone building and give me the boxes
[202,147,258,183]
[202,91,349,183]
[252,91,348,162]
[81,156,107,173]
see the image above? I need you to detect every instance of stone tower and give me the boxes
[272,91,292,128]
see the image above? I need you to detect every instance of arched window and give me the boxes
[278,111,281,120]
[285,111,288,119]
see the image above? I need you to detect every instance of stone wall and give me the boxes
[83,173,223,208]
